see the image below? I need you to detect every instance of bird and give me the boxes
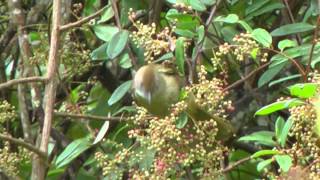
[132,62,234,140]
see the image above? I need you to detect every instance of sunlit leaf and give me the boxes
[252,28,272,47]
[251,150,279,158]
[271,23,315,36]
[238,131,276,147]
[288,83,318,99]
[255,99,305,116]
[275,155,292,172]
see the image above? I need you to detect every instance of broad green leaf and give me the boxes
[197,25,205,44]
[255,98,305,116]
[108,80,132,106]
[246,2,284,20]
[275,116,285,143]
[189,0,206,11]
[174,29,195,38]
[279,118,293,147]
[275,155,292,172]
[175,37,185,75]
[93,25,119,42]
[288,83,318,99]
[166,9,200,31]
[252,28,272,47]
[238,131,276,147]
[90,43,108,60]
[107,30,129,59]
[55,136,92,168]
[251,150,279,158]
[176,112,188,129]
[271,23,315,37]
[97,5,114,24]
[201,0,216,6]
[214,14,239,23]
[93,121,110,145]
[238,20,253,32]
[155,52,174,62]
[119,53,132,69]
[257,158,274,172]
[258,62,287,87]
[245,0,270,16]
[278,39,297,52]
[268,74,301,87]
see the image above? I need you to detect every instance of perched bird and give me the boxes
[132,62,183,116]
[132,62,234,140]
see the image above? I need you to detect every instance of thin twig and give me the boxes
[306,16,320,75]
[282,0,302,44]
[0,76,47,90]
[190,0,222,83]
[223,62,271,91]
[54,112,129,122]
[60,5,110,31]
[265,48,306,80]
[221,156,251,173]
[0,133,47,159]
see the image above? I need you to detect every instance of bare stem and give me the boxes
[0,76,47,90]
[54,112,129,122]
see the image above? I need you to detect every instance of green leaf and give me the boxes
[278,39,297,51]
[275,155,292,172]
[257,158,274,172]
[275,116,285,143]
[197,25,205,44]
[258,62,287,87]
[107,30,129,59]
[271,23,315,37]
[119,53,132,69]
[93,121,110,145]
[252,28,272,47]
[279,118,293,148]
[251,150,279,158]
[200,0,216,6]
[288,83,318,99]
[175,37,185,75]
[214,14,239,23]
[93,25,119,42]
[268,74,301,87]
[90,43,108,60]
[246,2,284,20]
[238,20,253,32]
[174,29,195,38]
[108,80,132,106]
[238,131,276,147]
[245,0,270,16]
[255,98,305,116]
[189,0,206,11]
[55,137,92,168]
[97,5,114,24]
[166,9,200,31]
[155,52,174,62]
[176,112,188,129]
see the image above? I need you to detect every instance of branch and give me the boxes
[60,5,110,31]
[0,133,47,160]
[221,156,251,173]
[0,76,47,90]
[54,112,129,122]
[223,62,271,91]
[306,16,320,75]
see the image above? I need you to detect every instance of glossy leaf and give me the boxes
[238,131,276,147]
[107,30,129,59]
[258,62,287,87]
[119,53,132,69]
[197,25,205,44]
[251,150,279,158]
[93,25,119,42]
[97,5,114,24]
[246,2,284,20]
[275,155,292,172]
[275,116,285,143]
[268,74,301,87]
[55,137,92,168]
[189,0,206,11]
[90,43,108,60]
[288,83,318,99]
[271,23,315,36]
[175,37,185,75]
[108,80,132,106]
[214,14,239,23]
[176,112,188,129]
[257,158,274,172]
[279,118,293,147]
[278,39,297,51]
[252,28,272,47]
[93,121,110,145]
[255,98,305,116]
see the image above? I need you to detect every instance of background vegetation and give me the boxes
[0,0,320,179]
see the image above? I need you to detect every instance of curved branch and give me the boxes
[0,76,47,90]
